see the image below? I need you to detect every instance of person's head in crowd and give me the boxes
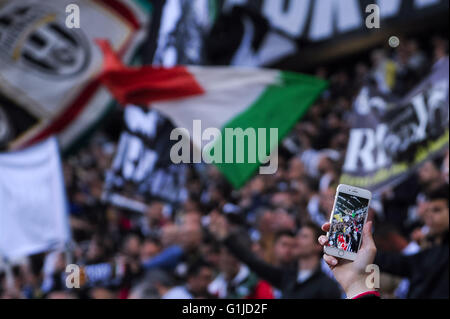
[129,269,174,299]
[46,291,78,299]
[146,200,165,227]
[248,175,266,195]
[379,273,402,299]
[160,223,179,247]
[319,185,337,218]
[122,234,141,259]
[329,133,344,154]
[254,207,275,235]
[297,125,314,149]
[418,160,445,193]
[185,177,203,198]
[287,157,305,180]
[271,191,294,211]
[86,236,109,264]
[250,240,265,259]
[218,246,241,282]
[183,197,202,213]
[179,222,203,252]
[423,185,449,239]
[317,152,339,176]
[294,176,319,205]
[140,237,162,262]
[200,240,221,269]
[186,260,214,298]
[183,210,202,226]
[89,287,117,299]
[432,35,449,62]
[272,230,297,266]
[295,223,324,258]
[272,208,296,232]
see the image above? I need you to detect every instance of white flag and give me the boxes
[0,137,70,260]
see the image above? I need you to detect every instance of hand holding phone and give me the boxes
[319,221,378,298]
[323,184,372,261]
[318,184,378,298]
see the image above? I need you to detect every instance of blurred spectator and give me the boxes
[209,212,341,298]
[374,186,449,298]
[163,260,214,299]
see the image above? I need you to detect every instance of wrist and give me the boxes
[344,277,378,299]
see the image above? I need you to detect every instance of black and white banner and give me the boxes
[145,0,448,68]
[341,57,449,192]
[103,105,187,210]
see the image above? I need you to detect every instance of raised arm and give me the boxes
[373,250,414,278]
[208,211,285,289]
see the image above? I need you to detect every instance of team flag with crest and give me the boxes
[0,0,150,152]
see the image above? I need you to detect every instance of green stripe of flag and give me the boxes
[212,71,328,188]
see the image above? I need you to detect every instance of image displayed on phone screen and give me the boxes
[327,193,369,253]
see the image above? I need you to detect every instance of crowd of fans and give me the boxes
[0,35,448,299]
[328,205,366,253]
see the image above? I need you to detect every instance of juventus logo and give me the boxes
[0,2,90,78]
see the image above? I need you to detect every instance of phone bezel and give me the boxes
[324,184,372,261]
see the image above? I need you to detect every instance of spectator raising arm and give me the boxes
[141,245,184,271]
[208,211,285,289]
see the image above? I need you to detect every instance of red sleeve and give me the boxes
[352,291,380,299]
[248,280,274,299]
[119,287,130,299]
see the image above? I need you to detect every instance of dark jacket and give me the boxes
[374,233,449,299]
[223,233,342,299]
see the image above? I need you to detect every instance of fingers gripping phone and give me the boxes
[324,184,372,261]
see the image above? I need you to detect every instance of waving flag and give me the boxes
[0,137,70,260]
[96,40,327,188]
[0,0,150,152]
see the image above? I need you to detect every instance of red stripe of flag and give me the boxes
[96,39,205,106]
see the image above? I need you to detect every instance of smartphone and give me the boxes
[324,184,372,261]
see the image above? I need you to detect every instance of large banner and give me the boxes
[0,0,150,152]
[145,0,297,67]
[341,57,449,192]
[103,105,187,209]
[0,137,71,260]
[149,0,215,66]
[145,0,448,68]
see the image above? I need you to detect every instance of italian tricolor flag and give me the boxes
[97,40,327,188]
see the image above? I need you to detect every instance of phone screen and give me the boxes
[327,192,369,253]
